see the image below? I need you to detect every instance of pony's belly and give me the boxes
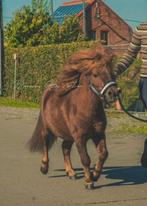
[50,127,74,141]
[44,113,74,140]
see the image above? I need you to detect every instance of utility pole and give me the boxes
[50,0,54,20]
[0,0,4,96]
[82,0,87,38]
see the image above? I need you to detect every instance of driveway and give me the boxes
[0,106,147,206]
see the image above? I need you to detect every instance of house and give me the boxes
[54,0,132,53]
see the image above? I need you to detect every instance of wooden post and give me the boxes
[13,54,17,99]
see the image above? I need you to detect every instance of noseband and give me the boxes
[89,80,117,98]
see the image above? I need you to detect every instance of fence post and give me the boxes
[13,53,17,99]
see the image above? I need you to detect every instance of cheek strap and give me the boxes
[89,80,117,97]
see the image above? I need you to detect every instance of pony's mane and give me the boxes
[57,46,113,95]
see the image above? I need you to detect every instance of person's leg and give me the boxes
[139,77,147,109]
[115,99,122,111]
[139,78,147,167]
[141,139,147,167]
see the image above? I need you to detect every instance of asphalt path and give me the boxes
[0,106,147,206]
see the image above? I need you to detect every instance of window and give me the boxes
[100,31,109,45]
[91,30,96,40]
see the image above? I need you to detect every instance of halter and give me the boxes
[89,80,117,98]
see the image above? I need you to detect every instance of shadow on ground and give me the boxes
[100,166,147,188]
[49,166,147,188]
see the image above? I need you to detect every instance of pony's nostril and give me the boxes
[108,91,112,96]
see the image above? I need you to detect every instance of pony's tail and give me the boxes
[27,113,55,153]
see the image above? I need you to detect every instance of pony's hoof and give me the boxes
[69,174,77,180]
[93,175,99,182]
[66,171,77,180]
[40,160,49,175]
[85,182,94,190]
[40,166,48,175]
[92,170,101,182]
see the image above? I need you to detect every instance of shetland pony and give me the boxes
[28,46,118,189]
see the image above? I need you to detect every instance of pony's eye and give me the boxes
[93,73,98,77]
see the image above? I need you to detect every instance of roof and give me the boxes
[54,3,84,24]
[54,0,132,39]
[63,0,94,6]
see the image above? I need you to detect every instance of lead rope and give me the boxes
[117,93,147,122]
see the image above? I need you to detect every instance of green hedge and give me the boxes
[4,41,96,102]
[117,58,142,107]
[4,42,142,105]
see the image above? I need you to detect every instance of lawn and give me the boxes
[0,97,39,108]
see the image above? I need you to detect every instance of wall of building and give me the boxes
[90,1,132,43]
[78,0,132,55]
[63,0,132,55]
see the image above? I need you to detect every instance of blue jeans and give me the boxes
[139,77,147,109]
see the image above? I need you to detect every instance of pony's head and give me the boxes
[57,45,118,104]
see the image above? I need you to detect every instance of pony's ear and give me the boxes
[95,53,102,61]
[109,55,117,67]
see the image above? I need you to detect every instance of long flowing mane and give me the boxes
[57,46,113,95]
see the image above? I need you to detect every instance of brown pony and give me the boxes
[28,46,118,189]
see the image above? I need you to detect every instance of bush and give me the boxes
[4,41,96,102]
[4,42,142,105]
[117,58,142,107]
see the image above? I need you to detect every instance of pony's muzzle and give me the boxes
[104,86,119,104]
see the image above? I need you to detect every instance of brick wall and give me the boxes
[79,0,132,55]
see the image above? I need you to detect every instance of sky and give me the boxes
[2,0,147,28]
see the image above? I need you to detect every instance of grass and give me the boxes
[106,109,124,118]
[117,124,147,135]
[0,97,147,135]
[106,109,147,135]
[0,97,39,108]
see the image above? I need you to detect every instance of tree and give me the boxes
[47,22,60,44]
[32,0,50,14]
[4,0,52,47]
[60,16,82,43]
[4,1,83,47]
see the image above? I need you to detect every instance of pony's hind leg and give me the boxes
[62,140,76,179]
[75,140,93,189]
[40,139,49,175]
[92,134,108,182]
[40,132,55,175]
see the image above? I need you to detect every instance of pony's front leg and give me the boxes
[62,140,76,179]
[92,134,108,181]
[40,139,49,175]
[75,140,94,189]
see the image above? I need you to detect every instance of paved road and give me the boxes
[0,106,147,206]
